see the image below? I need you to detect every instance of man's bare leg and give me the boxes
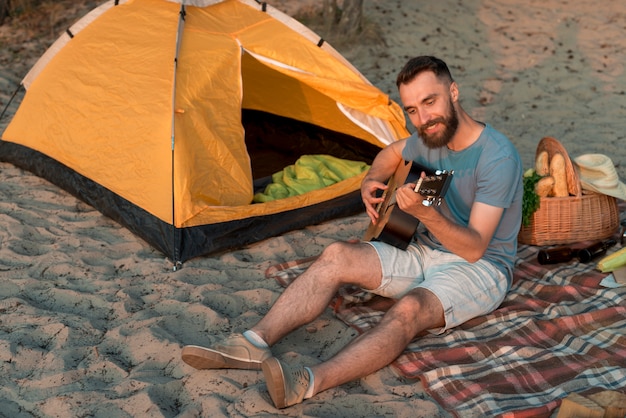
[309,287,445,395]
[180,241,383,371]
[252,241,384,346]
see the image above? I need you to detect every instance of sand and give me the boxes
[0,0,624,416]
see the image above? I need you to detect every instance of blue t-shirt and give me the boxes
[402,124,523,284]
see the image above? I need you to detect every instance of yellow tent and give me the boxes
[0,0,408,264]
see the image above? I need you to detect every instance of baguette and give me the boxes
[550,152,569,197]
[535,150,550,176]
[535,176,555,197]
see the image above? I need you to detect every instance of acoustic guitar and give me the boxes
[363,160,453,250]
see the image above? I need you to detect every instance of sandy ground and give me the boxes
[0,0,625,416]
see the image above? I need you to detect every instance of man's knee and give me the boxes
[319,241,360,265]
[391,288,445,329]
[317,241,382,289]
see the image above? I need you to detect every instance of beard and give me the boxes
[417,100,459,149]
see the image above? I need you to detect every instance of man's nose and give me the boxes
[413,108,430,126]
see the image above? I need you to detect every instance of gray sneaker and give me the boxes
[181,334,272,370]
[262,357,311,408]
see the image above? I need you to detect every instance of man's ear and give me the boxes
[450,81,459,102]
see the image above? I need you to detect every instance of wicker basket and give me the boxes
[518,137,620,246]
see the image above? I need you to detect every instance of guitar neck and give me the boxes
[364,165,453,249]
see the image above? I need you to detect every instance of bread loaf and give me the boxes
[535,176,555,197]
[550,152,569,197]
[535,150,550,176]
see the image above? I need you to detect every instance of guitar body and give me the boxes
[373,205,420,250]
[363,160,453,250]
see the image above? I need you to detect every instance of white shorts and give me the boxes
[366,241,509,333]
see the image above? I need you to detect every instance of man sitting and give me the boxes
[181,55,523,409]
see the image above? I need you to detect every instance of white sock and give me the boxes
[303,366,315,399]
[242,330,269,348]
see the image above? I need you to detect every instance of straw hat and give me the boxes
[573,154,626,200]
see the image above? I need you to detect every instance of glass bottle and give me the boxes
[537,247,574,265]
[577,239,617,263]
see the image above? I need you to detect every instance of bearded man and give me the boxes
[181,56,524,409]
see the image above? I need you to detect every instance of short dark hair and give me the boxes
[396,56,454,88]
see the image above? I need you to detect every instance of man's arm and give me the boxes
[361,139,407,224]
[396,186,503,262]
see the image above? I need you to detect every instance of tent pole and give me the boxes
[0,83,22,123]
[171,3,186,270]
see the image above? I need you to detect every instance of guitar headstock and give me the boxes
[415,170,453,206]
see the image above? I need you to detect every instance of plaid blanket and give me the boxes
[265,242,626,417]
